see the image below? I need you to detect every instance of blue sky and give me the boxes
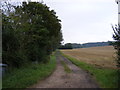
[5,0,118,44]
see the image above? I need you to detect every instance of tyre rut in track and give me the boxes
[30,51,99,88]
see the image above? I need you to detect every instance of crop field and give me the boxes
[60,46,117,69]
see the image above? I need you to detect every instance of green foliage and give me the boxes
[2,14,23,68]
[2,54,56,88]
[2,2,62,68]
[61,52,118,88]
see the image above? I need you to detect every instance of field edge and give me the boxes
[60,51,118,88]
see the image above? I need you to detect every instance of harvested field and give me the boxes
[60,46,117,69]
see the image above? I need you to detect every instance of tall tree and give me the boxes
[2,1,63,67]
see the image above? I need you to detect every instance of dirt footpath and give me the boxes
[30,51,99,88]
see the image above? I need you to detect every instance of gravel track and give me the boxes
[30,51,99,88]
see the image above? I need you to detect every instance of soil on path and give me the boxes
[30,51,99,88]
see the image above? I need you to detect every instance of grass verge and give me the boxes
[61,61,72,73]
[61,52,118,88]
[2,54,56,88]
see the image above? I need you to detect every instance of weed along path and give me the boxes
[30,51,99,88]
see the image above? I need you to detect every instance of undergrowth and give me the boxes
[2,54,56,88]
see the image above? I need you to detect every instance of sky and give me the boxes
[3,0,118,44]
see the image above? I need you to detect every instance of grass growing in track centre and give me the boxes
[61,61,72,73]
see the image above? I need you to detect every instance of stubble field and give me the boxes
[61,46,117,69]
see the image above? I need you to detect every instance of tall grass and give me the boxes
[2,54,56,88]
[61,52,118,88]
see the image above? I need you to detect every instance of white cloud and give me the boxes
[3,0,118,43]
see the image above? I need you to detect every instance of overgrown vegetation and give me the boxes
[2,54,56,88]
[2,1,62,88]
[112,25,120,68]
[112,24,120,88]
[2,1,62,68]
[61,61,71,73]
[61,52,118,88]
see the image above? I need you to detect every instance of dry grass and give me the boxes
[60,46,117,69]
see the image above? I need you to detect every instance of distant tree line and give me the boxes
[2,2,62,68]
[59,41,112,49]
[81,41,112,48]
[59,43,73,49]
